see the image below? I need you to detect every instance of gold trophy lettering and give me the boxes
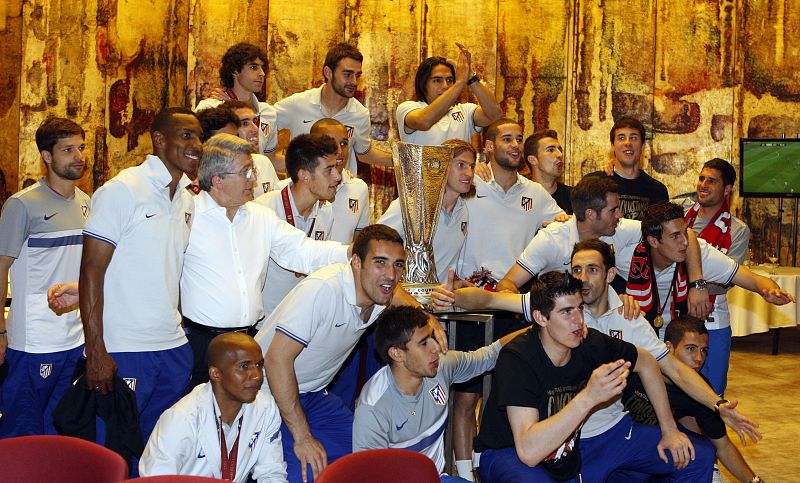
[392,142,453,308]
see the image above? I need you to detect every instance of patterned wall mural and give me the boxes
[0,0,799,259]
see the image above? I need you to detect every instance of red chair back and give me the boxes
[316,449,440,483]
[128,476,226,482]
[0,435,128,482]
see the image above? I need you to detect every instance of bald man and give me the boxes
[140,333,287,482]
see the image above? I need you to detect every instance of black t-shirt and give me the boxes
[475,328,638,481]
[622,373,726,440]
[552,183,573,215]
[586,170,669,220]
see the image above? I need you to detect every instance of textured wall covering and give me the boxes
[0,0,798,257]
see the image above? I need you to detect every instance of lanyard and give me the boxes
[214,403,243,481]
[281,186,316,237]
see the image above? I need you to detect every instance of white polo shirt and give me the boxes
[255,263,384,394]
[252,154,280,196]
[378,196,468,282]
[458,173,564,282]
[516,217,643,277]
[396,101,480,145]
[274,85,372,174]
[329,170,370,244]
[195,94,278,155]
[180,191,348,329]
[616,239,739,339]
[83,155,194,352]
[254,183,336,321]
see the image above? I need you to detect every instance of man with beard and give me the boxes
[255,133,342,322]
[0,117,90,436]
[309,118,370,244]
[524,129,572,214]
[140,333,288,482]
[223,100,281,196]
[274,43,392,173]
[79,107,202,446]
[256,225,448,483]
[396,43,501,146]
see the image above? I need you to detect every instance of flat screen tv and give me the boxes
[740,138,800,197]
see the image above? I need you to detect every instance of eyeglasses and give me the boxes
[219,166,258,180]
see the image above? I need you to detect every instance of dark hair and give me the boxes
[702,158,737,187]
[664,315,708,345]
[529,271,583,319]
[642,201,685,242]
[197,107,239,142]
[609,116,646,145]
[523,129,558,159]
[572,238,615,271]
[310,118,344,132]
[285,133,339,183]
[484,117,520,142]
[35,117,85,153]
[221,99,253,112]
[352,224,404,262]
[150,107,197,135]
[220,43,267,89]
[323,43,363,81]
[414,56,456,103]
[375,306,431,365]
[571,175,619,222]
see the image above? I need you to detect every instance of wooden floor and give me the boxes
[719,327,800,482]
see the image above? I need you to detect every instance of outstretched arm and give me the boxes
[732,265,795,305]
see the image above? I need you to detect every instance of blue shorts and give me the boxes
[327,327,382,410]
[280,390,353,483]
[0,345,83,437]
[700,326,731,396]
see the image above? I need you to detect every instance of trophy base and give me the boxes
[402,282,440,310]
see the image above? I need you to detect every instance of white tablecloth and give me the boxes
[728,265,800,337]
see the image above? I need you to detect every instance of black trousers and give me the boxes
[184,316,258,388]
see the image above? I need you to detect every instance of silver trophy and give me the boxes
[392,142,453,308]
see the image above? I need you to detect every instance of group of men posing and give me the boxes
[0,40,789,483]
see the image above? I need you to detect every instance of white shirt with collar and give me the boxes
[83,155,193,352]
[396,101,480,145]
[255,263,385,394]
[140,382,287,482]
[254,182,336,322]
[273,85,372,174]
[328,169,370,244]
[516,217,643,278]
[252,154,280,197]
[378,196,468,282]
[182,191,347,329]
[195,94,278,155]
[458,171,565,283]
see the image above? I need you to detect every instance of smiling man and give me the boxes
[181,134,348,388]
[223,100,281,195]
[140,332,287,482]
[0,117,90,437]
[396,43,501,146]
[255,133,342,321]
[524,129,572,214]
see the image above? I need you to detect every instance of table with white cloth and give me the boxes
[727,264,800,353]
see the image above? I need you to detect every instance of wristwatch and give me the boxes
[466,73,480,85]
[713,398,730,412]
[688,279,708,290]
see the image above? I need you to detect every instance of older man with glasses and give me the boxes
[180,133,350,387]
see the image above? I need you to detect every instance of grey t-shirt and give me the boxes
[353,342,502,473]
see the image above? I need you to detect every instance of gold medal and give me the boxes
[653,315,664,329]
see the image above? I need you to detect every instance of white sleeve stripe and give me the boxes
[275,326,309,347]
[516,260,537,277]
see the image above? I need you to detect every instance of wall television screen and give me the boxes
[740,138,800,197]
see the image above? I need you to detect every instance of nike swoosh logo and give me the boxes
[303,119,314,123]
[395,419,409,431]
[145,213,157,218]
[334,322,346,327]
[476,195,487,198]
[44,213,57,220]
[625,427,632,440]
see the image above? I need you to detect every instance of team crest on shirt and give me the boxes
[124,377,137,391]
[185,212,192,226]
[315,231,324,240]
[248,431,261,451]
[349,198,359,214]
[81,204,88,218]
[262,182,271,193]
[609,329,623,340]
[521,196,533,212]
[451,110,465,123]
[461,221,468,235]
[429,384,447,405]
[345,125,355,138]
[39,363,52,379]
[260,121,271,137]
